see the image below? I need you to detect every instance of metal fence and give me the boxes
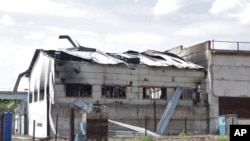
[212,40,250,51]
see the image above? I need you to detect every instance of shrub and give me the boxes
[142,136,153,141]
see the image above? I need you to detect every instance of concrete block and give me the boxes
[185,70,204,78]
[126,92,137,99]
[105,73,119,80]
[118,74,139,81]
[55,85,65,97]
[79,78,103,84]
[104,79,127,85]
[184,82,196,88]
[213,66,250,81]
[80,63,105,73]
[175,76,201,83]
[65,78,80,83]
[164,69,186,77]
[55,62,75,71]
[138,68,148,75]
[92,85,101,93]
[105,66,127,74]
[213,55,250,66]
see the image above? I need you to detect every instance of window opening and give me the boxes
[66,84,92,97]
[143,87,167,99]
[102,85,126,98]
[181,87,193,99]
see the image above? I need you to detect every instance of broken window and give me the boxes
[181,88,193,99]
[143,87,167,99]
[29,93,33,103]
[39,89,44,101]
[102,85,126,98]
[39,87,49,101]
[34,91,38,102]
[65,84,92,97]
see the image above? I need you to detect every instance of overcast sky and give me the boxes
[1,0,250,91]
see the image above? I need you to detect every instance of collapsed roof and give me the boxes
[14,35,203,91]
[44,46,202,69]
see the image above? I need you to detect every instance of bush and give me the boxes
[142,136,153,141]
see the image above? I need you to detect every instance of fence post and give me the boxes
[145,116,147,136]
[69,107,74,141]
[0,113,3,141]
[184,117,187,134]
[237,42,239,51]
[33,120,36,141]
[100,114,102,141]
[154,100,156,132]
[55,114,58,141]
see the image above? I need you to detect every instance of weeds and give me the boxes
[141,136,153,141]
[217,135,229,141]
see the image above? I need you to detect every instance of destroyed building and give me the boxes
[23,36,208,138]
[168,40,250,134]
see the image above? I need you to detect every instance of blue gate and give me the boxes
[0,112,3,141]
[0,112,12,141]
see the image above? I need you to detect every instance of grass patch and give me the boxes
[142,136,153,141]
[109,136,154,141]
[178,129,193,136]
[217,135,229,141]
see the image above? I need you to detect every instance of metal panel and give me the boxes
[156,87,183,135]
[3,112,12,141]
[0,112,3,141]
[84,113,108,141]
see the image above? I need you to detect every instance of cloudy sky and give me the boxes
[0,0,250,91]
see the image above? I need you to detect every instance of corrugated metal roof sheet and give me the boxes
[60,49,125,65]
[53,48,202,69]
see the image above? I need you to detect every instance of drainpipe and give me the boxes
[13,70,29,92]
[59,35,78,48]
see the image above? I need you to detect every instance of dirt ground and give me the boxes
[109,135,218,141]
[13,135,221,141]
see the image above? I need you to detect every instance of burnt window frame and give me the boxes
[34,91,38,102]
[181,87,193,99]
[101,85,126,98]
[39,89,45,101]
[143,87,167,100]
[65,83,92,97]
[29,93,33,103]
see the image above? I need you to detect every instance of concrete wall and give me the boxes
[212,54,250,97]
[54,61,205,103]
[28,52,51,137]
[167,41,211,68]
[50,103,207,136]
[168,41,250,134]
[168,41,217,134]
[50,60,207,136]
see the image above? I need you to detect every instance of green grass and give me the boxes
[217,135,229,141]
[141,136,153,141]
[0,99,20,111]
[108,136,154,141]
[178,129,193,136]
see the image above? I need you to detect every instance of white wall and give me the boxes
[28,52,55,137]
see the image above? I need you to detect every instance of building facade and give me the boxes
[168,40,250,134]
[26,46,207,138]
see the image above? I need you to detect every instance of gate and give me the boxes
[0,112,12,141]
[0,113,3,141]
